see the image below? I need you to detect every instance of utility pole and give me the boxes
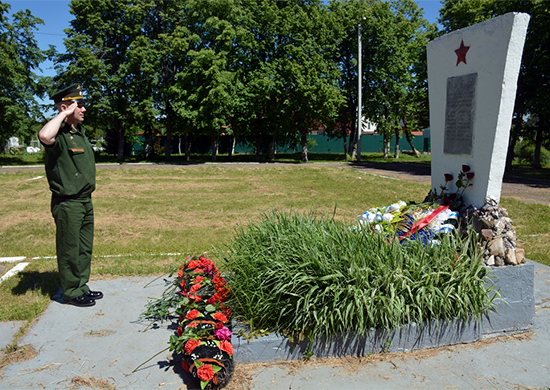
[357,20,363,163]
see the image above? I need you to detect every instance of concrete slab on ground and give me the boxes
[0,261,549,389]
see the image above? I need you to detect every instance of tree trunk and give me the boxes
[267,136,275,161]
[383,134,389,159]
[144,128,152,159]
[184,134,192,162]
[228,135,235,161]
[211,135,218,162]
[165,127,172,162]
[117,126,125,162]
[533,113,545,169]
[506,115,522,171]
[178,136,182,155]
[404,130,420,157]
[301,131,308,162]
[348,115,357,158]
[394,127,400,159]
[255,135,261,162]
[342,108,349,158]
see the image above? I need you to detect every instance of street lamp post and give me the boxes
[357,21,363,163]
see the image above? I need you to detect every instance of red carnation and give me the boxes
[207,293,222,305]
[219,340,233,355]
[193,268,205,274]
[177,325,183,337]
[223,307,232,318]
[213,312,228,323]
[186,309,201,320]
[194,276,204,284]
[184,338,201,354]
[462,165,470,172]
[178,267,184,278]
[197,364,215,382]
[187,260,200,269]
[189,284,201,295]
[466,172,475,179]
[444,173,453,182]
[215,321,224,330]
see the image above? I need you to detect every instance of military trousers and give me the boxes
[51,197,94,301]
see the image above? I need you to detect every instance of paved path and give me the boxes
[350,162,550,206]
[0,261,549,389]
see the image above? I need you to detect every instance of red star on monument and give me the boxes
[455,39,470,66]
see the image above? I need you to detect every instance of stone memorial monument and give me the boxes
[427,13,534,335]
[427,12,530,208]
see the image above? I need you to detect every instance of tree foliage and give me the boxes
[34,0,434,161]
[0,1,52,149]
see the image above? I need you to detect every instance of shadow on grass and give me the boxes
[11,271,60,300]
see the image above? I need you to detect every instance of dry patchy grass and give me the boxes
[0,344,37,371]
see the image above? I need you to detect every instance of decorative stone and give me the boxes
[515,248,526,264]
[495,256,505,267]
[481,229,493,241]
[504,248,518,265]
[486,255,495,266]
[489,237,506,257]
[495,219,506,234]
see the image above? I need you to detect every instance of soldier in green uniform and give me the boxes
[39,84,103,307]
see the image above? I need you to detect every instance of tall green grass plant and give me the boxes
[220,211,492,342]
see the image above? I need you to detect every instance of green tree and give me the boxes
[361,0,432,159]
[439,0,550,169]
[231,0,343,162]
[0,1,52,149]
[56,0,147,162]
[326,0,432,160]
[170,0,246,162]
[126,1,190,161]
[276,1,343,162]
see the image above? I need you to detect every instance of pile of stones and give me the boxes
[460,198,526,266]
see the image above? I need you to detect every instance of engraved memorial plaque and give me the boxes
[444,73,477,156]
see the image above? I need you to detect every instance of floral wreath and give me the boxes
[174,255,233,389]
[138,255,233,389]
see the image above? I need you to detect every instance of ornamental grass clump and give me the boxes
[220,211,493,343]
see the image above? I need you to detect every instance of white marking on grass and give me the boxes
[0,262,29,283]
[0,256,26,263]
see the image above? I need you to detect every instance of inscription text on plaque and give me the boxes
[444,73,477,156]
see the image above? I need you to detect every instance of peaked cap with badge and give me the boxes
[51,84,84,104]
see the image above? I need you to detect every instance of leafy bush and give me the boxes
[514,141,550,167]
[221,211,492,342]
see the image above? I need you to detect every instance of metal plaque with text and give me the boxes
[444,73,477,156]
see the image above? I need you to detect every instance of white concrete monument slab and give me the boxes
[427,12,530,208]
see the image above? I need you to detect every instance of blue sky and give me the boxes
[6,0,443,78]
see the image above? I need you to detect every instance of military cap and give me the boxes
[51,84,84,104]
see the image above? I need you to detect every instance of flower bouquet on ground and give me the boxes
[138,255,233,390]
[357,166,475,246]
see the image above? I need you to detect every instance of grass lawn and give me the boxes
[0,163,548,328]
